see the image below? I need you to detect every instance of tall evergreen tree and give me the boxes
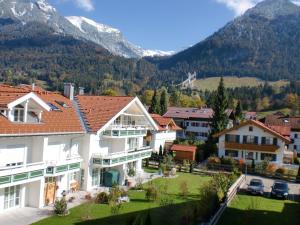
[235,100,243,123]
[149,90,161,114]
[160,88,168,115]
[211,77,229,134]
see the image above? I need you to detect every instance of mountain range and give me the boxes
[0,0,173,58]
[155,0,300,81]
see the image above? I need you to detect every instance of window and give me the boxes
[92,168,100,186]
[114,116,121,125]
[294,133,298,139]
[249,126,253,132]
[225,150,238,157]
[294,145,297,150]
[128,138,139,150]
[261,137,272,145]
[69,172,77,181]
[4,185,21,209]
[47,103,60,111]
[261,153,276,161]
[13,108,24,122]
[243,135,257,144]
[55,100,69,108]
[225,134,239,143]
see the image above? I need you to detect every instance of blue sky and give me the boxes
[47,0,260,51]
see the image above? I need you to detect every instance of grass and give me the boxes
[193,76,289,91]
[218,194,300,225]
[142,166,159,173]
[256,108,291,119]
[33,173,210,225]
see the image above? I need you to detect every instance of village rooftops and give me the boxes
[150,114,182,131]
[262,114,300,131]
[0,84,84,136]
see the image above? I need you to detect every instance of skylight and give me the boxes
[55,100,69,108]
[47,103,61,111]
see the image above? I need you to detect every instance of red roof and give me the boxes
[76,95,135,132]
[262,114,300,131]
[150,114,181,131]
[170,144,197,152]
[0,84,84,135]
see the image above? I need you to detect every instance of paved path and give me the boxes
[241,174,300,201]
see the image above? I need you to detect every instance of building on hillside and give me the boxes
[150,114,181,153]
[245,111,257,120]
[163,107,233,141]
[0,84,84,211]
[214,120,292,164]
[0,84,157,213]
[170,144,197,161]
[261,113,300,154]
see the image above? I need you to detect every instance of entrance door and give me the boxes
[44,177,57,205]
[4,185,21,210]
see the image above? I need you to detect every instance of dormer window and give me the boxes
[249,126,253,132]
[13,105,24,122]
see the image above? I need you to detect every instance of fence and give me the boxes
[203,175,246,225]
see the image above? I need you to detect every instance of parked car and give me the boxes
[271,181,289,199]
[247,179,264,195]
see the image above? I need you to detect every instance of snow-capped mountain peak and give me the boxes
[36,0,56,13]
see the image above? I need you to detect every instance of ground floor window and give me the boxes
[261,153,276,161]
[92,168,100,186]
[4,185,21,209]
[225,150,238,157]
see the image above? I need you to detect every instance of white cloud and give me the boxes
[74,0,94,11]
[216,0,300,16]
[215,0,261,16]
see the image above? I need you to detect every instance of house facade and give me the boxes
[0,84,156,213]
[215,120,291,164]
[150,114,181,153]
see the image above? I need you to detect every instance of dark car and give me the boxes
[247,179,264,195]
[271,181,289,199]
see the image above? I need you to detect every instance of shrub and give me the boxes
[294,158,300,165]
[238,158,246,166]
[109,201,122,215]
[266,163,278,173]
[128,167,136,177]
[276,167,287,175]
[221,157,235,166]
[95,192,109,204]
[158,194,174,206]
[120,188,128,197]
[54,198,68,215]
[210,173,232,202]
[207,156,221,164]
[85,193,92,200]
[145,186,158,201]
[179,180,189,198]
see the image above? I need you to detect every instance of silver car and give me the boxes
[247,179,264,195]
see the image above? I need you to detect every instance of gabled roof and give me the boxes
[76,95,136,133]
[171,144,197,152]
[0,84,84,135]
[213,119,290,143]
[262,114,300,131]
[150,114,182,131]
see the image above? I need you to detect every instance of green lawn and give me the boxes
[218,194,300,225]
[33,173,210,225]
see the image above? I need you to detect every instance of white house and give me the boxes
[0,84,157,213]
[214,120,291,164]
[150,114,181,152]
[0,84,84,211]
[75,95,158,191]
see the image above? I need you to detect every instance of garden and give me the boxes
[218,194,300,225]
[32,171,239,225]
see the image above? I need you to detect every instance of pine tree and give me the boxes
[235,100,243,122]
[149,90,161,114]
[160,88,168,115]
[211,77,229,135]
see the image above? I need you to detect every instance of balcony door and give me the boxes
[44,177,57,205]
[4,185,21,210]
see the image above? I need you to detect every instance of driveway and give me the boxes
[241,174,300,201]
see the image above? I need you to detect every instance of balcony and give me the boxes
[0,162,46,187]
[225,142,279,153]
[45,156,82,176]
[92,146,152,167]
[102,126,147,138]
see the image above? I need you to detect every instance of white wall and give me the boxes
[152,131,176,152]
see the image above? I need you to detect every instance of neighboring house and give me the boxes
[214,120,291,164]
[76,95,158,191]
[0,84,157,213]
[261,114,300,154]
[245,111,257,120]
[0,84,84,211]
[150,114,181,153]
[163,107,233,141]
[170,144,197,161]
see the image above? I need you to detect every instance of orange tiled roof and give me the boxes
[150,114,182,131]
[76,95,135,132]
[0,84,84,135]
[171,144,197,152]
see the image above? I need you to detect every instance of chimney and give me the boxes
[32,83,35,91]
[79,87,85,96]
[64,83,74,100]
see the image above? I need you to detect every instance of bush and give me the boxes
[54,198,68,215]
[238,158,246,166]
[179,180,189,198]
[266,163,278,173]
[221,157,235,166]
[294,158,300,165]
[276,167,287,175]
[207,156,221,164]
[95,192,109,204]
[145,185,158,201]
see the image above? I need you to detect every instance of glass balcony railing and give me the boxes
[103,129,147,137]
